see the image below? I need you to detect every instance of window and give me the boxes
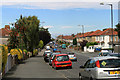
[114,36,117,41]
[96,36,98,41]
[84,59,91,68]
[99,59,120,68]
[111,36,113,41]
[89,60,96,68]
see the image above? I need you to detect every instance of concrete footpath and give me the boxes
[2,50,67,80]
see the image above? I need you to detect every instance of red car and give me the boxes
[52,54,72,70]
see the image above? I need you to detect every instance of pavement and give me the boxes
[2,49,68,80]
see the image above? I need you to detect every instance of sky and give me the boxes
[0,0,120,38]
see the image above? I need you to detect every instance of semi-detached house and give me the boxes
[57,28,119,49]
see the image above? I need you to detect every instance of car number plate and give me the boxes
[61,65,67,67]
[110,71,120,74]
[70,58,74,59]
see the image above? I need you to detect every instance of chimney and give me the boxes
[5,25,10,30]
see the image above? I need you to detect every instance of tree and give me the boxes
[71,34,75,37]
[38,40,44,49]
[7,28,19,51]
[80,40,88,51]
[39,27,51,45]
[115,23,120,39]
[73,38,77,45]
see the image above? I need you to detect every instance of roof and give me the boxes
[98,28,118,36]
[62,35,73,40]
[89,30,102,36]
[56,54,68,56]
[57,35,63,38]
[0,25,11,37]
[90,56,119,61]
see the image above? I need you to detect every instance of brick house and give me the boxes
[0,25,11,44]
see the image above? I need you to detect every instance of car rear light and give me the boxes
[45,54,47,56]
[96,60,100,68]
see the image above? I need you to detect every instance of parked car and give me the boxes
[43,50,52,62]
[49,52,61,65]
[66,52,77,61]
[98,52,110,56]
[79,56,120,80]
[62,44,66,49]
[108,53,120,57]
[52,54,72,70]
[46,46,50,50]
[53,48,57,52]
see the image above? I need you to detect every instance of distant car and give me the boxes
[43,50,52,62]
[46,46,50,50]
[98,52,110,56]
[66,52,77,61]
[52,54,72,70]
[62,44,66,49]
[79,56,120,80]
[53,48,57,52]
[49,52,61,66]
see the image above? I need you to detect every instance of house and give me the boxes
[0,25,11,44]
[62,35,73,43]
[95,28,118,49]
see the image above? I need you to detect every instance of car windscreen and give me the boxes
[99,59,120,68]
[57,55,69,62]
[99,52,109,56]
[51,53,61,57]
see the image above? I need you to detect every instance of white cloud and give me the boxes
[1,0,120,2]
[61,26,73,29]
[1,1,119,10]
[43,26,54,28]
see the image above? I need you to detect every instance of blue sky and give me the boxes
[1,2,119,38]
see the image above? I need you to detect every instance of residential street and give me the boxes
[2,48,99,80]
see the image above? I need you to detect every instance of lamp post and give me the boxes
[100,3,114,53]
[78,25,84,40]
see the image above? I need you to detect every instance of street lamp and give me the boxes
[78,25,84,40]
[100,3,114,53]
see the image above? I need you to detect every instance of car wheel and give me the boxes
[68,66,72,69]
[79,73,82,80]
[54,66,58,70]
[52,63,54,68]
[90,77,93,80]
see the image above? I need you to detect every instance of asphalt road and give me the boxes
[53,48,99,80]
[2,48,99,80]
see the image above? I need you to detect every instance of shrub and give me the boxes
[33,49,38,56]
[10,48,23,60]
[23,49,27,55]
[0,44,8,74]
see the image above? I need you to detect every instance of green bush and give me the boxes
[33,49,38,56]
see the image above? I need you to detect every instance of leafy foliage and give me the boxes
[86,42,98,48]
[0,45,8,73]
[80,40,88,50]
[10,48,23,60]
[38,40,44,49]
[73,38,77,45]
[8,15,51,53]
[115,23,120,39]
[39,27,51,45]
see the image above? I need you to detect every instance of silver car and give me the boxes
[66,52,77,61]
[79,56,120,80]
